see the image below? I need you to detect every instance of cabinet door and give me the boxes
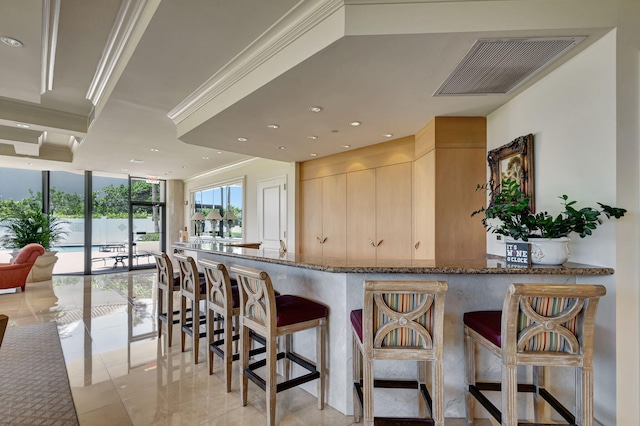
[346,169,376,260]
[300,178,323,256]
[321,174,346,258]
[413,152,436,259]
[376,162,413,260]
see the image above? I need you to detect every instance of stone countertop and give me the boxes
[172,242,613,275]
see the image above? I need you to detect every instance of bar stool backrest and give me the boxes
[151,251,174,289]
[502,283,606,365]
[175,254,200,297]
[199,259,235,317]
[230,265,277,335]
[364,280,447,361]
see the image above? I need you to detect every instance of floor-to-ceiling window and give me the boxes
[49,171,85,274]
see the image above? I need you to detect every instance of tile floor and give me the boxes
[0,271,474,425]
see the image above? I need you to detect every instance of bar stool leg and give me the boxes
[579,366,594,426]
[464,330,476,425]
[166,290,174,347]
[352,333,362,422]
[240,323,250,407]
[181,295,187,353]
[502,363,518,426]
[266,335,278,426]
[363,356,374,426]
[207,308,215,374]
[224,312,233,392]
[193,300,200,364]
[433,358,444,426]
[417,361,427,418]
[284,334,292,381]
[317,321,325,410]
[158,287,164,340]
[533,366,548,423]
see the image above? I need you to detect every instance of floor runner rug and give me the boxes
[0,321,79,425]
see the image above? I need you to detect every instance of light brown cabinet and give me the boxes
[413,117,487,260]
[300,174,346,258]
[346,163,412,260]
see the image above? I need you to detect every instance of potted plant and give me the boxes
[472,178,626,264]
[0,208,69,281]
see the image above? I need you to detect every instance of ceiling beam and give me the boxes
[0,98,87,135]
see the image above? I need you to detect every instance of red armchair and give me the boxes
[0,244,45,292]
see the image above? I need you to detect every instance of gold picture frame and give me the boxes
[487,134,534,210]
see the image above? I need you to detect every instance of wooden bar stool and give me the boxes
[230,264,327,426]
[350,280,448,426]
[152,251,181,346]
[464,283,606,426]
[175,254,208,364]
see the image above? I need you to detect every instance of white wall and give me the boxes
[182,158,297,249]
[487,30,618,424]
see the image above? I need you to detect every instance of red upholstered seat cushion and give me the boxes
[350,309,363,343]
[275,295,328,327]
[463,311,503,348]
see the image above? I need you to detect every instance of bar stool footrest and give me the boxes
[354,380,434,422]
[209,332,265,362]
[470,382,576,425]
[244,351,320,393]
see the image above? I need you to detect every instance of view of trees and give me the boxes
[0,181,161,219]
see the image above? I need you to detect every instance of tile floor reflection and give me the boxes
[0,272,474,425]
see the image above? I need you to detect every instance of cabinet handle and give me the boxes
[377,240,383,247]
[415,241,420,250]
[369,239,376,247]
[317,237,327,244]
[322,237,327,244]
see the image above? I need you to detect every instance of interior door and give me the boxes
[257,176,287,250]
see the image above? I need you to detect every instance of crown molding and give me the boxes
[86,0,159,112]
[40,0,60,94]
[167,0,345,127]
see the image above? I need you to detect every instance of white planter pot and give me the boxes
[27,251,59,282]
[528,237,570,265]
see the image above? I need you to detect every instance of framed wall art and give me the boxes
[487,133,534,210]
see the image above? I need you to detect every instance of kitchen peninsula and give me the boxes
[173,241,612,418]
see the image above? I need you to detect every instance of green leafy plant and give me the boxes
[0,208,69,250]
[471,178,626,241]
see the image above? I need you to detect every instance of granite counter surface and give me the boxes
[172,242,613,275]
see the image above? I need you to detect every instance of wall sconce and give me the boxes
[223,210,237,239]
[190,211,206,244]
[206,209,222,241]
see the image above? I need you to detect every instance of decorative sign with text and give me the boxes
[506,241,531,267]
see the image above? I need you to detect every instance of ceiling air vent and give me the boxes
[434,37,585,96]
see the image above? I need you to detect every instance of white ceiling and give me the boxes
[0,0,613,180]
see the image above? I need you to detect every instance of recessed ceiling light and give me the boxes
[237,137,248,142]
[350,121,361,127]
[267,124,279,129]
[307,136,318,140]
[342,145,351,149]
[121,168,128,172]
[16,123,30,128]
[25,162,32,166]
[150,148,159,152]
[130,159,144,164]
[1,36,23,48]
[383,133,393,138]
[309,106,323,113]
[182,166,186,169]
[217,151,222,154]
[331,130,339,133]
[277,146,286,150]
[309,153,318,157]
[202,156,209,160]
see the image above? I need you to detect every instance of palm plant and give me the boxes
[0,208,69,250]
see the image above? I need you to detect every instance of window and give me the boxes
[192,180,243,240]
